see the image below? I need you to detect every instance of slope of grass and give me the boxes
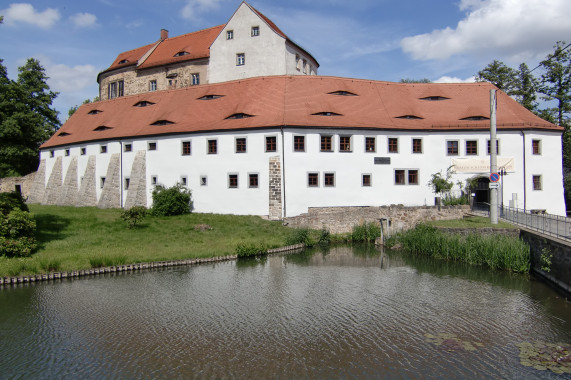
[0,205,293,277]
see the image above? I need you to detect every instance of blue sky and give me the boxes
[1,0,569,123]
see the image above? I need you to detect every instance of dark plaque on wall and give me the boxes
[374,157,391,165]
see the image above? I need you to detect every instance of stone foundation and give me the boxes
[284,205,470,234]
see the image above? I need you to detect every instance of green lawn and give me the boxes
[0,205,294,277]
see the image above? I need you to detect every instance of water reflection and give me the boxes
[1,246,570,379]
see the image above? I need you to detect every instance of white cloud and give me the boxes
[2,3,60,28]
[181,0,225,21]
[434,75,476,83]
[70,12,98,28]
[46,63,99,93]
[401,0,571,62]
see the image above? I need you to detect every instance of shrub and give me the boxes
[285,228,311,246]
[351,221,381,243]
[0,191,29,215]
[120,206,147,228]
[318,228,331,246]
[0,209,37,257]
[235,242,268,258]
[150,184,193,216]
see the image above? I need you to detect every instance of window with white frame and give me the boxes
[251,26,260,36]
[395,169,419,185]
[228,174,238,188]
[149,80,157,91]
[362,174,372,187]
[365,137,376,152]
[108,80,124,99]
[182,141,191,156]
[236,53,245,66]
[249,173,259,188]
[339,136,351,152]
[191,73,200,85]
[324,172,335,187]
[227,30,234,40]
[412,138,422,154]
[308,172,319,187]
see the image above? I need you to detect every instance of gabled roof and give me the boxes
[98,25,224,80]
[43,76,559,149]
[137,25,224,70]
[244,2,319,67]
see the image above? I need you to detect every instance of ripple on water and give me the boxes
[0,249,570,379]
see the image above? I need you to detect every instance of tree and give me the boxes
[513,63,539,112]
[0,58,60,177]
[475,60,517,94]
[539,41,571,127]
[68,97,99,119]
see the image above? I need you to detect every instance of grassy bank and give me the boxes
[0,205,294,277]
[387,223,529,273]
[425,216,517,229]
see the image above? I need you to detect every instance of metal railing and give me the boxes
[499,206,571,241]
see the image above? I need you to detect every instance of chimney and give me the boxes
[160,29,169,40]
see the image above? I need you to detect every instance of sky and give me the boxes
[0,0,569,123]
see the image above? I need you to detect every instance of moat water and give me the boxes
[1,246,570,379]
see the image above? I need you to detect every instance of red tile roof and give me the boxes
[99,25,224,78]
[43,76,560,149]
[137,25,224,70]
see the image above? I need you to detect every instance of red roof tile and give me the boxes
[137,25,224,70]
[43,76,560,149]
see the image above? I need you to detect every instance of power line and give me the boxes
[530,42,571,73]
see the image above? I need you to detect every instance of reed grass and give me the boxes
[389,224,530,273]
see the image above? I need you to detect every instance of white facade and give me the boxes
[209,2,318,83]
[40,127,566,217]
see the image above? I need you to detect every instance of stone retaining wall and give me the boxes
[521,229,571,295]
[0,172,35,199]
[284,205,470,234]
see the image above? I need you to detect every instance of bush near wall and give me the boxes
[151,184,193,216]
[0,192,36,257]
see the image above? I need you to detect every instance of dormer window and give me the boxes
[118,59,129,65]
[94,126,112,131]
[420,96,449,101]
[226,113,253,119]
[396,115,423,119]
[198,94,224,100]
[174,51,189,57]
[151,120,174,126]
[88,109,102,115]
[461,116,489,121]
[134,101,155,107]
[251,26,260,37]
[328,91,357,96]
[58,132,70,137]
[312,112,342,116]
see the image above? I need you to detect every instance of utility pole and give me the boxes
[490,90,498,224]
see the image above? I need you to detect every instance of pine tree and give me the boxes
[513,63,538,112]
[0,58,60,177]
[540,41,571,127]
[475,60,517,95]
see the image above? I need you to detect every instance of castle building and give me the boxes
[97,2,318,101]
[28,2,566,218]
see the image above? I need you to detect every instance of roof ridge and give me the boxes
[163,24,225,42]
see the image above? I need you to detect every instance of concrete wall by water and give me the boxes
[521,229,571,295]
